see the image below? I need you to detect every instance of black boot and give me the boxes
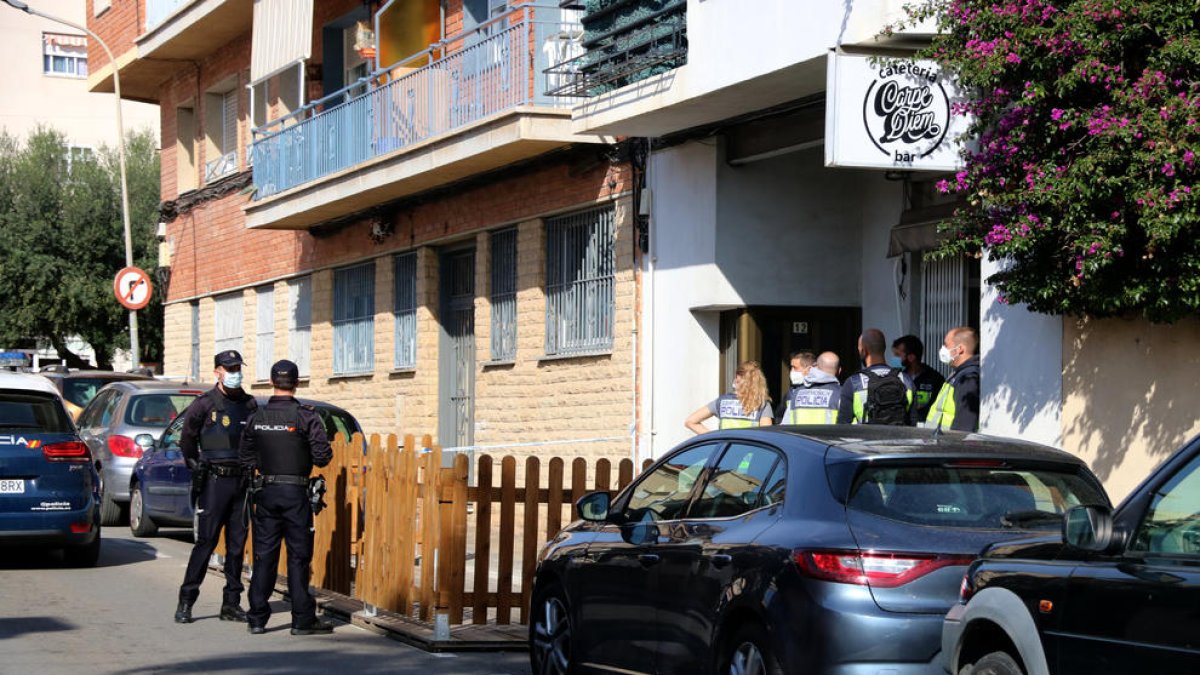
[290,617,334,635]
[174,601,193,624]
[220,604,248,622]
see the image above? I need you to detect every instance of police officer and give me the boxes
[837,328,915,425]
[685,360,774,433]
[926,326,982,432]
[239,360,334,635]
[775,351,815,423]
[175,349,256,624]
[892,335,945,424]
[782,351,842,424]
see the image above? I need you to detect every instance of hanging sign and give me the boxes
[114,266,153,310]
[825,51,971,171]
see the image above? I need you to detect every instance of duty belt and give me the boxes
[261,474,309,486]
[208,464,243,477]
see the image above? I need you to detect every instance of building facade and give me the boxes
[88,0,638,462]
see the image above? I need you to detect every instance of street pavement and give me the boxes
[0,528,531,675]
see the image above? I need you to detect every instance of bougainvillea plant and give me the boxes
[900,0,1200,322]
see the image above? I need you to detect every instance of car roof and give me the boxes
[0,372,63,397]
[713,425,1086,465]
[104,380,208,394]
[50,370,153,380]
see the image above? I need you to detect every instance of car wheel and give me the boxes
[720,622,783,675]
[63,529,101,568]
[970,651,1025,675]
[99,483,125,526]
[530,584,573,675]
[129,483,158,537]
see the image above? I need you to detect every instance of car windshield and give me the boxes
[61,378,120,408]
[0,390,73,434]
[124,393,197,428]
[848,463,1107,530]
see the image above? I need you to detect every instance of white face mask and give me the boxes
[886,355,904,369]
[223,370,243,389]
[790,371,806,386]
[938,345,955,365]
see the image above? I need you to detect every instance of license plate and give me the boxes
[0,479,25,494]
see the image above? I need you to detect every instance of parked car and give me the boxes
[529,426,1110,675]
[943,434,1200,675]
[76,381,203,526]
[0,372,102,566]
[38,368,153,421]
[128,396,362,537]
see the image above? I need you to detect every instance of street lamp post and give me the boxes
[3,0,140,368]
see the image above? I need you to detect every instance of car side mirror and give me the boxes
[577,491,611,522]
[1063,504,1115,553]
[134,433,156,452]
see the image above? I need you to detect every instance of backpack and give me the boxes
[863,368,908,425]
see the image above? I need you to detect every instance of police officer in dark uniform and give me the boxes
[175,349,256,624]
[239,359,334,635]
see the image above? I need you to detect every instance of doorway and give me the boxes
[438,248,476,449]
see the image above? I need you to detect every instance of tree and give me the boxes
[0,127,161,367]
[904,0,1200,321]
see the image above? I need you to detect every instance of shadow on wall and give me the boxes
[982,299,1063,436]
[1061,316,1200,489]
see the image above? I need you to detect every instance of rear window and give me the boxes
[848,463,1106,530]
[124,394,197,428]
[62,378,121,408]
[0,390,73,434]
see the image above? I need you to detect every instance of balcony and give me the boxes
[245,5,599,231]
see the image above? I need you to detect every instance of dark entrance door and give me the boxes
[438,248,476,449]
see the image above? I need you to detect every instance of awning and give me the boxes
[44,33,88,49]
[887,202,960,258]
[250,0,314,83]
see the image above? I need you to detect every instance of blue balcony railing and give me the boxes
[250,4,582,201]
[145,0,192,32]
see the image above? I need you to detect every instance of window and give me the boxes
[255,285,274,381]
[1131,454,1200,556]
[688,444,785,519]
[0,392,72,434]
[204,87,240,182]
[42,33,88,78]
[214,292,244,355]
[920,255,981,378]
[624,444,718,523]
[490,228,517,361]
[288,276,312,377]
[125,393,197,428]
[94,0,111,16]
[393,253,417,369]
[333,262,375,375]
[545,206,615,355]
[189,301,200,381]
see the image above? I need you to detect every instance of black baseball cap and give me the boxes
[214,350,243,368]
[270,359,299,388]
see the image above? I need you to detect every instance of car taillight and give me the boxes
[107,435,142,458]
[43,441,92,463]
[793,549,974,588]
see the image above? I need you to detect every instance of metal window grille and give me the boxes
[920,255,967,379]
[287,276,312,377]
[213,292,244,356]
[333,262,375,375]
[189,301,200,381]
[393,253,417,368]
[255,285,274,381]
[490,228,518,361]
[545,206,615,355]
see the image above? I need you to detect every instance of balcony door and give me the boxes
[438,248,476,450]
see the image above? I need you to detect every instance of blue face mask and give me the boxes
[223,370,243,389]
[886,355,904,369]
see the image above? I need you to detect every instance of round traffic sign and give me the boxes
[114,266,153,310]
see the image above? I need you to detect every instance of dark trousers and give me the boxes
[247,484,316,628]
[179,473,248,607]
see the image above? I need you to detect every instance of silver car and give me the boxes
[76,381,203,525]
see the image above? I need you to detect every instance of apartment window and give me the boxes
[920,255,981,379]
[490,228,517,361]
[65,146,94,175]
[287,276,312,377]
[42,33,88,78]
[545,206,615,355]
[189,301,200,381]
[204,85,240,182]
[94,0,111,16]
[213,292,244,355]
[255,285,274,381]
[333,262,375,375]
[393,253,417,369]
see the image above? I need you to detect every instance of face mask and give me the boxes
[938,345,954,365]
[223,371,243,389]
[790,371,806,386]
[886,355,903,369]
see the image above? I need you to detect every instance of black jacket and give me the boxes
[179,386,257,466]
[238,395,332,472]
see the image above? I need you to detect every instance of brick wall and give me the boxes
[88,0,140,71]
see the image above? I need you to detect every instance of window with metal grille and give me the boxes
[255,285,274,381]
[204,88,239,182]
[545,206,615,355]
[490,228,517,361]
[333,262,375,375]
[393,253,417,368]
[920,255,981,378]
[287,276,312,377]
[213,292,244,356]
[189,301,200,381]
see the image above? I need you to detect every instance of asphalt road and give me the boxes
[0,527,531,675]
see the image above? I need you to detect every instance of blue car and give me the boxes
[0,372,102,566]
[128,396,362,537]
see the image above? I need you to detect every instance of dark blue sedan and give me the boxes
[127,397,361,536]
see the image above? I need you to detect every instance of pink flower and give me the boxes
[1050,108,1065,121]
[1006,52,1022,64]
[1164,163,1176,177]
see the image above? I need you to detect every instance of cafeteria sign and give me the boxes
[825,51,970,171]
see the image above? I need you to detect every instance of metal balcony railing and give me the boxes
[546,0,686,98]
[249,4,582,201]
[145,0,193,32]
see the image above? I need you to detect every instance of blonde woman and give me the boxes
[685,361,773,434]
